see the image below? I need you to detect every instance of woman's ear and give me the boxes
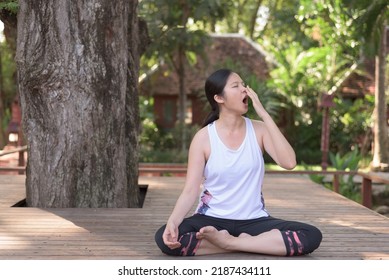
[214,94,224,104]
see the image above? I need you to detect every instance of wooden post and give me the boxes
[321,106,330,170]
[333,174,339,193]
[18,150,25,175]
[17,121,25,175]
[362,177,372,209]
[319,93,335,170]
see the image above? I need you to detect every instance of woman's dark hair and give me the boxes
[201,68,233,127]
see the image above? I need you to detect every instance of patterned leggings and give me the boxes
[155,214,322,256]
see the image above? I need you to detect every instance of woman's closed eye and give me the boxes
[232,82,246,88]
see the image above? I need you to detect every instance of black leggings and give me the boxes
[155,214,322,256]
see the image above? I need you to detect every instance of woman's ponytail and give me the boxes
[201,69,232,128]
[201,107,219,128]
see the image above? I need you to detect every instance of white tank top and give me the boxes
[195,117,269,220]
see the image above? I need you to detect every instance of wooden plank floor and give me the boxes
[0,175,26,207]
[0,174,389,260]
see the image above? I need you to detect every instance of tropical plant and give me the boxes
[330,95,374,156]
[304,147,363,203]
[329,147,362,201]
[329,147,362,171]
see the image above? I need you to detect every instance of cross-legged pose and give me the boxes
[155,69,322,256]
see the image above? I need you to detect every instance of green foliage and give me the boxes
[0,0,18,13]
[262,0,379,166]
[255,0,308,45]
[265,42,343,164]
[139,122,199,163]
[329,147,362,171]
[139,95,197,163]
[329,147,362,202]
[330,95,374,155]
[139,0,226,66]
[304,147,363,203]
[353,0,389,57]
[138,0,385,168]
[292,114,323,164]
[268,43,333,102]
[0,40,16,104]
[298,0,361,56]
[0,34,17,147]
[270,0,362,103]
[139,0,229,151]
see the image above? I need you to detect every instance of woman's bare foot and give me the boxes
[196,226,235,250]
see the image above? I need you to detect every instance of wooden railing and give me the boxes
[139,163,389,209]
[265,170,389,209]
[139,163,187,176]
[2,155,388,209]
[0,145,27,174]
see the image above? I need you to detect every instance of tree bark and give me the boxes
[126,1,144,207]
[16,0,140,207]
[371,21,389,171]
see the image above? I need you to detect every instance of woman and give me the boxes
[155,69,322,256]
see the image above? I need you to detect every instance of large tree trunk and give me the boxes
[16,0,140,207]
[371,20,389,172]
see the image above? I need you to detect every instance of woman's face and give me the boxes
[218,72,249,114]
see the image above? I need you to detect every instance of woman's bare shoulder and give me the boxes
[249,118,266,150]
[250,118,266,134]
[190,126,210,158]
[191,126,209,145]
[250,118,264,127]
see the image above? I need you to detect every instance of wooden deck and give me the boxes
[0,174,389,260]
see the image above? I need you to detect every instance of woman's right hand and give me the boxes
[162,221,181,249]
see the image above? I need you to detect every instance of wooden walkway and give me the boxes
[0,174,389,260]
